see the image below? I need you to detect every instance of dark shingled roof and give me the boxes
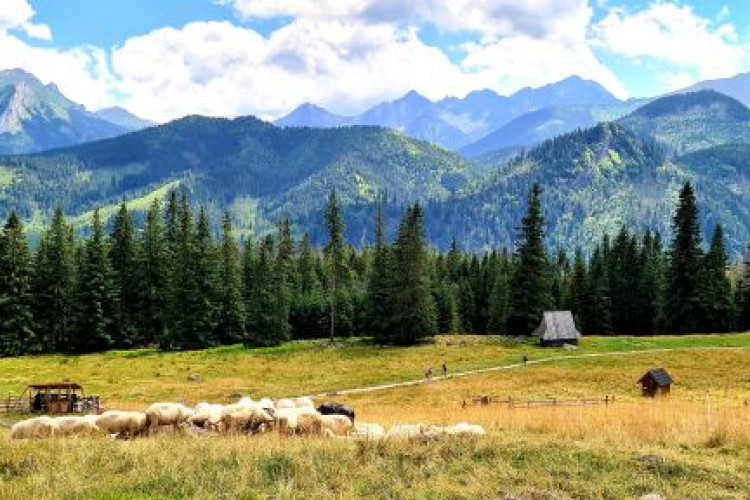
[639,368,672,387]
[532,311,581,341]
[28,383,83,390]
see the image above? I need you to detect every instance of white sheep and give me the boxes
[189,403,225,430]
[440,423,486,436]
[145,402,195,432]
[54,415,101,437]
[273,406,319,436]
[11,416,59,439]
[319,414,353,437]
[95,411,149,438]
[275,398,295,410]
[350,422,385,440]
[237,397,254,406]
[219,403,274,434]
[293,397,315,409]
[258,397,275,410]
[385,424,434,440]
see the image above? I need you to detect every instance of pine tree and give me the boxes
[73,208,118,353]
[697,224,735,333]
[33,208,76,352]
[487,256,511,334]
[567,248,587,331]
[291,233,327,339]
[270,219,294,344]
[139,198,170,347]
[324,190,349,342]
[0,212,35,356]
[390,203,436,345]
[215,213,245,344]
[635,231,665,335]
[665,183,703,333]
[508,184,552,335]
[583,246,613,335]
[365,199,395,343]
[433,279,459,334]
[245,236,277,346]
[609,227,640,334]
[109,204,141,347]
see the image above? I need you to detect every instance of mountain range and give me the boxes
[3,68,750,255]
[0,69,152,154]
[277,76,632,152]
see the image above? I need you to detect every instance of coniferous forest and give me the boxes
[0,181,746,356]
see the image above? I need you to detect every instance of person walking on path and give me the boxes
[442,362,448,377]
[522,354,528,365]
[425,366,434,380]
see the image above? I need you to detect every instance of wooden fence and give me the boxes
[466,395,615,408]
[0,396,28,413]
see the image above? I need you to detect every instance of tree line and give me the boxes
[0,182,746,356]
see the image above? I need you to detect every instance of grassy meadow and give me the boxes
[1,334,750,498]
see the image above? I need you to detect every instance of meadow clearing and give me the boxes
[1,334,750,499]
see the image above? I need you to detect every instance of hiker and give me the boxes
[425,366,434,380]
[523,355,528,365]
[442,363,448,377]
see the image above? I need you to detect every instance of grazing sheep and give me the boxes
[11,416,59,439]
[55,415,101,437]
[189,403,224,430]
[293,397,315,408]
[237,397,253,406]
[350,422,385,440]
[442,423,486,436]
[145,402,195,432]
[219,403,274,434]
[95,411,149,438]
[275,398,295,410]
[319,414,352,437]
[274,407,320,436]
[295,410,324,436]
[317,402,355,422]
[385,424,434,440]
[258,398,275,411]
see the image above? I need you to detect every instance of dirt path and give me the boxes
[312,345,746,398]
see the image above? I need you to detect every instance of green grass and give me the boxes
[2,333,750,499]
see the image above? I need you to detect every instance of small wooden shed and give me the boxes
[532,311,581,347]
[27,383,84,414]
[638,368,673,397]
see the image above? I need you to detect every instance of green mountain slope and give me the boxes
[617,90,750,156]
[0,115,479,235]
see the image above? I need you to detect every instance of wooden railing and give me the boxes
[466,395,616,408]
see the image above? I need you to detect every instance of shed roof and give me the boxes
[532,311,581,341]
[28,383,82,390]
[638,368,672,386]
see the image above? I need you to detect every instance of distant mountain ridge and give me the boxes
[276,76,623,150]
[0,68,151,154]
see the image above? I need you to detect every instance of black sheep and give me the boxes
[317,402,355,422]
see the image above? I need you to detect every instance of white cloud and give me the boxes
[0,0,52,39]
[593,3,748,80]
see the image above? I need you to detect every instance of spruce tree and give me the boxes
[508,184,552,335]
[696,224,735,333]
[583,246,613,335]
[324,190,348,342]
[665,183,703,333]
[73,208,118,353]
[215,213,245,344]
[245,236,277,346]
[110,204,141,347]
[487,256,511,334]
[567,248,587,331]
[33,208,76,352]
[390,203,436,345]
[0,212,36,356]
[270,219,294,344]
[365,199,395,343]
[139,198,170,347]
[291,233,327,339]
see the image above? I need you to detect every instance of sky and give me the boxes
[0,0,748,122]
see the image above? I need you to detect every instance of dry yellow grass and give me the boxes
[1,335,750,498]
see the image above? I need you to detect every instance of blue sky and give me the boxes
[1,0,748,121]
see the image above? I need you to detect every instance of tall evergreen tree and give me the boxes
[487,256,511,334]
[215,213,245,344]
[697,224,735,333]
[508,184,552,335]
[390,203,436,345]
[139,198,170,347]
[73,208,118,353]
[665,183,703,333]
[583,246,613,335]
[33,208,76,352]
[110,204,141,347]
[270,219,294,344]
[365,199,395,343]
[567,248,587,331]
[245,236,277,346]
[0,212,35,356]
[324,190,349,342]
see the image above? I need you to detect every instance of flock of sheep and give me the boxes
[9,396,486,441]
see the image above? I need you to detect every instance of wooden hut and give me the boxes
[27,383,84,414]
[638,368,673,397]
[532,311,581,347]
